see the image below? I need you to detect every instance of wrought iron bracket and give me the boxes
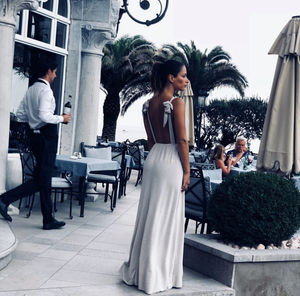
[116,0,168,34]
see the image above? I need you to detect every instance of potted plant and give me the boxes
[184,172,300,296]
[208,172,300,247]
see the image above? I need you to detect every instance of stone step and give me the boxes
[173,267,235,296]
[0,220,18,271]
[1,272,234,296]
[101,267,234,296]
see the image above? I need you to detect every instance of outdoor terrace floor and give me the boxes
[0,172,234,296]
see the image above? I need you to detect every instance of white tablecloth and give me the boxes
[55,155,119,177]
[203,169,222,181]
[230,166,256,175]
[292,176,300,191]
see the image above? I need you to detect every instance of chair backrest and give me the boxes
[80,142,111,160]
[19,150,36,183]
[191,148,211,163]
[89,144,127,178]
[9,121,31,152]
[127,143,144,168]
[194,162,216,170]
[111,144,127,179]
[107,141,121,147]
[185,167,210,221]
[96,135,108,144]
[111,145,126,166]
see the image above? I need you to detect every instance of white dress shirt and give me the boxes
[16,78,63,129]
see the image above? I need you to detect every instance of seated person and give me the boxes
[212,144,232,176]
[226,137,252,168]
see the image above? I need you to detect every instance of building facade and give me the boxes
[0,0,120,193]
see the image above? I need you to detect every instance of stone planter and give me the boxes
[184,234,300,296]
[6,153,22,191]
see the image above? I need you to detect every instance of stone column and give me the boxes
[73,26,112,151]
[0,0,39,193]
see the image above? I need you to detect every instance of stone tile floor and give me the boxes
[0,172,234,296]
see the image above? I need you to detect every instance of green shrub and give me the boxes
[207,172,300,247]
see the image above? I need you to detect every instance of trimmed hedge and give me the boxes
[207,172,300,247]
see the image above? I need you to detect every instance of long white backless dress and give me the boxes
[120,97,185,294]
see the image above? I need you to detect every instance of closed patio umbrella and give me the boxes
[178,81,195,146]
[257,16,300,175]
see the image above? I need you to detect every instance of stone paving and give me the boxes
[0,172,234,296]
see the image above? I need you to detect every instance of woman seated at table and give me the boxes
[212,144,232,176]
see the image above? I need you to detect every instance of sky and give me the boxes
[98,0,299,144]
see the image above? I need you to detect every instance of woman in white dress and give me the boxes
[120,60,190,294]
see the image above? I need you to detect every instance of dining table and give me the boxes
[202,168,223,192]
[230,165,257,175]
[55,155,119,217]
[189,154,196,164]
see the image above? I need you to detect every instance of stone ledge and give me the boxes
[184,234,300,296]
[185,234,300,262]
[0,220,18,270]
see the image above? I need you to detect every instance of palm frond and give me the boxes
[120,82,152,115]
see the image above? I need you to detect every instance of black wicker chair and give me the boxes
[18,149,73,218]
[80,142,127,212]
[125,142,145,186]
[185,166,211,234]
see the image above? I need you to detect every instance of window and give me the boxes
[58,0,68,17]
[16,11,22,35]
[15,0,69,51]
[27,12,52,44]
[56,22,67,48]
[12,43,65,114]
[42,0,54,12]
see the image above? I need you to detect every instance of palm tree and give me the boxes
[120,42,248,115]
[160,41,248,148]
[161,41,248,97]
[100,35,156,140]
[119,50,166,115]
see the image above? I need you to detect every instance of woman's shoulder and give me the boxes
[170,96,184,105]
[169,97,184,111]
[215,159,224,168]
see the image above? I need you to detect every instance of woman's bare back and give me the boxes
[145,96,176,144]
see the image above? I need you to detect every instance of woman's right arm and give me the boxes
[172,98,190,191]
[216,158,232,176]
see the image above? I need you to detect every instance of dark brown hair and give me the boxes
[151,60,184,93]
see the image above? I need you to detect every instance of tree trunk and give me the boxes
[101,91,120,141]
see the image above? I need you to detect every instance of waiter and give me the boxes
[0,57,71,230]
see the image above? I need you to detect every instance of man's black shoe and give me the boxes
[43,219,65,230]
[0,199,12,222]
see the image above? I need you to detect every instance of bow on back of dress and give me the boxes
[143,97,176,144]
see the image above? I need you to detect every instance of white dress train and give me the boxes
[120,98,185,294]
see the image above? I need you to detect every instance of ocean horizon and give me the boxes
[115,124,260,154]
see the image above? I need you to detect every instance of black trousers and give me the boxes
[1,124,58,224]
